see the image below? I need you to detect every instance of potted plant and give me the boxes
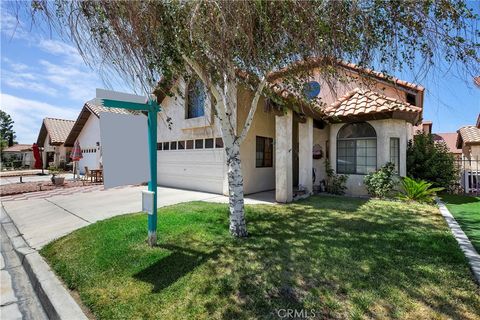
[49,166,65,186]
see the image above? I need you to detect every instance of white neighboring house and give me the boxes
[64,93,143,175]
[36,118,75,169]
[155,60,424,200]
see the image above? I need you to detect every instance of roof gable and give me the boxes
[323,88,421,124]
[37,118,75,146]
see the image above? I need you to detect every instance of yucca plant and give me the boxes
[397,176,444,204]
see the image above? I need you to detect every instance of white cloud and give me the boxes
[38,39,84,65]
[0,10,32,41]
[0,93,78,143]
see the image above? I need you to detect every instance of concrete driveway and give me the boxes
[1,186,274,249]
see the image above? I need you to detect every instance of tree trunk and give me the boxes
[226,142,248,237]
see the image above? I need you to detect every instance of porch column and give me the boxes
[298,117,313,194]
[275,109,293,203]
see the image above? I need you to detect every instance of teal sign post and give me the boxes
[101,97,160,247]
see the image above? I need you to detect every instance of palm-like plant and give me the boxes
[398,176,444,203]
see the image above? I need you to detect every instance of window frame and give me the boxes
[256,136,273,168]
[390,137,400,173]
[336,123,377,175]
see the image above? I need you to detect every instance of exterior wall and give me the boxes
[76,114,101,174]
[41,134,69,169]
[329,119,409,196]
[237,86,276,194]
[156,78,226,194]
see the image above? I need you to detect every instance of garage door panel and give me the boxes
[157,150,225,194]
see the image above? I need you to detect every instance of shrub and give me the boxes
[325,159,348,195]
[364,162,399,198]
[397,176,444,204]
[407,133,458,190]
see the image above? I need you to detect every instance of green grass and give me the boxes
[441,194,480,253]
[40,196,480,320]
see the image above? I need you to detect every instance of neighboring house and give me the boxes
[155,59,424,200]
[456,114,480,161]
[1,144,34,169]
[36,118,75,169]
[65,92,143,175]
[414,120,432,134]
[456,114,480,193]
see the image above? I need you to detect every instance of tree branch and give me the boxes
[238,76,268,145]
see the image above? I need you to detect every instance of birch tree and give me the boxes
[23,0,478,237]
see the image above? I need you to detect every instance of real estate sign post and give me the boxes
[97,89,160,247]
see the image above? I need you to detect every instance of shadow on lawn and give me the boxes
[133,244,219,293]
[133,197,480,319]
[441,193,480,205]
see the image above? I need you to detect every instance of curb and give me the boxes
[436,198,480,284]
[1,205,88,320]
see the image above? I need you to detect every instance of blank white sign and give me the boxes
[100,112,149,189]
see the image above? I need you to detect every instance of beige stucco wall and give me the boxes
[237,86,276,194]
[42,134,69,168]
[156,78,226,194]
[329,119,409,196]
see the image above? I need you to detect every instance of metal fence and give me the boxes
[455,157,480,196]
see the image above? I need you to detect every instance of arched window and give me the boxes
[337,122,377,174]
[186,76,206,119]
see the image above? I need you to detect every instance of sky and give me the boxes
[0,3,479,144]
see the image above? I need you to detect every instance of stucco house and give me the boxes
[456,114,480,161]
[155,60,424,201]
[36,118,75,169]
[65,91,144,175]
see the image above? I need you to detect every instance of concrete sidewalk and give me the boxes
[2,186,275,249]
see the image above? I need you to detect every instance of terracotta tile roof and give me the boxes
[85,100,140,117]
[42,118,75,145]
[432,133,462,154]
[457,126,480,146]
[324,88,421,119]
[64,100,142,147]
[2,144,32,152]
[267,57,425,92]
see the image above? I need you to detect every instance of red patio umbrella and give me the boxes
[71,141,83,180]
[32,143,42,169]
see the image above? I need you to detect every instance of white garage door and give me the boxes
[157,149,225,194]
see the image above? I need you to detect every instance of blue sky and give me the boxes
[1,4,479,144]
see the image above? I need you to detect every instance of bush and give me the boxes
[364,162,399,198]
[325,159,348,195]
[407,133,457,190]
[397,176,444,204]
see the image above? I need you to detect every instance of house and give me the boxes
[1,144,34,169]
[455,114,480,193]
[456,114,480,161]
[36,118,75,169]
[64,92,143,175]
[155,59,424,200]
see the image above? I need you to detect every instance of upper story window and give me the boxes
[186,76,206,119]
[337,122,377,174]
[406,93,416,106]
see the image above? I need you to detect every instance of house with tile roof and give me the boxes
[456,114,480,161]
[154,60,424,198]
[36,118,75,169]
[64,92,144,175]
[1,144,34,169]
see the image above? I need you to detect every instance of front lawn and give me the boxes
[441,194,480,253]
[41,196,480,319]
